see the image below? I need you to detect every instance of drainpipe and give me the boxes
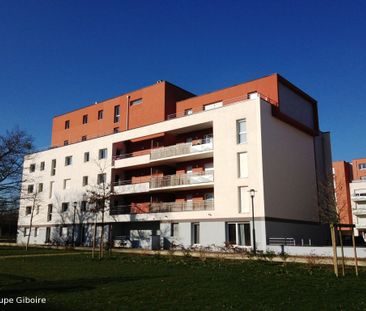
[126,95,130,130]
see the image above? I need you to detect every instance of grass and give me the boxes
[0,248,365,310]
[0,245,70,257]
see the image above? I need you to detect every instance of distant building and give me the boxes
[333,158,366,240]
[18,74,332,249]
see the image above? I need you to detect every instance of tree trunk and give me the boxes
[26,201,35,251]
[99,206,105,260]
[92,216,97,259]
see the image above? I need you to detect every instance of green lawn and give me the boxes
[0,245,71,257]
[0,249,364,310]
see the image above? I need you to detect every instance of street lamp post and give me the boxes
[249,189,256,255]
[72,201,77,247]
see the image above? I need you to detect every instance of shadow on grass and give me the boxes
[0,274,166,296]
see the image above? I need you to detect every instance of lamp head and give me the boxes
[249,189,255,197]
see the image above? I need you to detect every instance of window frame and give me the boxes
[236,119,247,144]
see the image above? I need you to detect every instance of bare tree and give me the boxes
[86,161,114,259]
[318,174,338,223]
[0,128,34,212]
[21,184,43,250]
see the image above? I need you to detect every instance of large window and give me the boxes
[236,119,247,144]
[27,185,34,194]
[82,114,88,124]
[191,223,200,244]
[114,105,120,123]
[65,156,72,166]
[29,164,36,173]
[84,152,90,162]
[51,159,56,176]
[63,179,71,190]
[99,148,107,159]
[47,204,53,222]
[359,163,366,170]
[97,173,106,185]
[171,223,179,237]
[62,202,69,212]
[98,110,104,120]
[239,186,249,213]
[238,152,248,178]
[40,161,45,171]
[226,223,251,246]
[82,176,88,186]
[65,120,70,129]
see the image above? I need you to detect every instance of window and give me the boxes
[38,183,43,193]
[64,140,69,146]
[81,135,87,141]
[29,164,36,173]
[237,119,247,144]
[203,101,223,111]
[51,159,56,176]
[84,152,90,162]
[82,176,88,186]
[171,223,179,237]
[62,202,69,212]
[130,98,142,106]
[49,181,54,199]
[81,201,87,212]
[361,176,366,181]
[27,185,34,194]
[45,227,51,243]
[113,127,119,133]
[97,173,106,185]
[40,161,45,171]
[114,105,120,123]
[24,227,29,237]
[192,223,200,244]
[82,114,88,124]
[239,186,249,213]
[226,223,251,246]
[204,162,214,173]
[359,163,366,170]
[204,193,214,201]
[99,148,107,159]
[47,204,53,222]
[98,110,104,120]
[25,206,32,215]
[184,109,193,116]
[34,227,38,237]
[63,179,71,190]
[61,226,68,237]
[238,152,248,178]
[65,156,72,166]
[65,120,70,129]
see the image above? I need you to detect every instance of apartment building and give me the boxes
[333,158,366,240]
[17,74,332,250]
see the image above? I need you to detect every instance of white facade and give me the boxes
[18,96,326,250]
[350,180,366,240]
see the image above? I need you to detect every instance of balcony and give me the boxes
[351,193,366,202]
[113,180,150,195]
[113,171,214,195]
[353,208,366,216]
[110,200,214,215]
[150,171,214,191]
[113,137,213,169]
[150,200,214,213]
[150,138,213,162]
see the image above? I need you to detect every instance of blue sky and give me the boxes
[0,0,365,161]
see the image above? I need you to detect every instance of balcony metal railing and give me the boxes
[113,137,213,162]
[112,171,214,195]
[150,137,213,160]
[351,193,366,202]
[150,171,214,189]
[110,200,214,215]
[150,200,214,213]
